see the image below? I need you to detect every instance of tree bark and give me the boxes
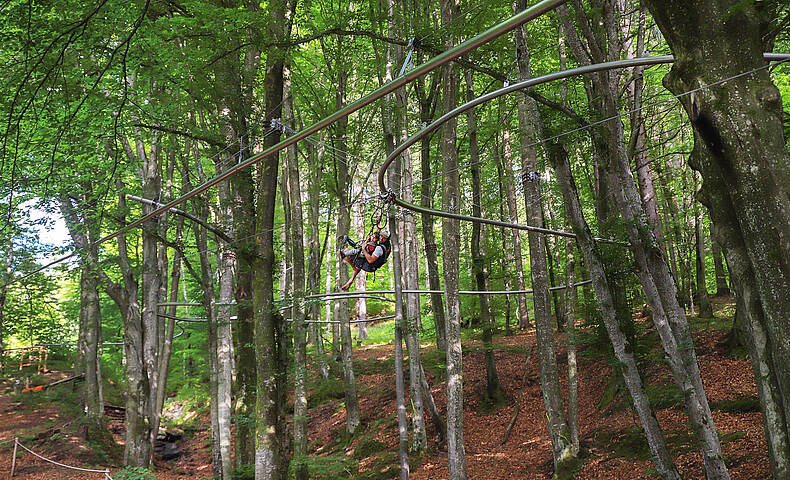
[550,143,680,480]
[695,205,714,318]
[306,139,330,379]
[59,195,103,428]
[647,2,790,476]
[710,232,730,297]
[466,69,501,400]
[329,43,361,435]
[254,0,292,475]
[514,2,574,471]
[440,0,466,476]
[283,65,309,480]
[500,126,530,329]
[564,238,579,456]
[416,71,447,351]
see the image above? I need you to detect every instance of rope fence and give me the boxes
[9,437,114,479]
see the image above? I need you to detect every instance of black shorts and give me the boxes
[349,252,376,272]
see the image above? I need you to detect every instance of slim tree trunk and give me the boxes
[139,137,164,457]
[211,189,235,480]
[255,0,292,475]
[191,203,224,479]
[496,158,514,335]
[380,15,428,451]
[466,69,500,400]
[514,4,574,471]
[500,126,530,329]
[329,45,361,436]
[388,164,411,479]
[414,44,445,354]
[695,205,714,318]
[564,238,579,456]
[418,131,447,351]
[113,178,148,467]
[283,66,309,480]
[59,195,103,428]
[710,232,729,297]
[306,140,330,379]
[550,143,680,480]
[440,0,466,476]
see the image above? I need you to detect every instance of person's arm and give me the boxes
[362,244,381,263]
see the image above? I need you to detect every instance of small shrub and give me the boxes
[308,378,345,408]
[711,395,760,414]
[352,438,387,460]
[114,466,155,480]
[232,464,255,480]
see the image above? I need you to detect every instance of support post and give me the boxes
[10,438,18,478]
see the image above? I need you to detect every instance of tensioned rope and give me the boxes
[2,0,568,289]
[376,53,790,236]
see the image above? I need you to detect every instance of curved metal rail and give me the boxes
[377,53,790,239]
[7,0,569,289]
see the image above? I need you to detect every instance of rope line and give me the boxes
[12,438,113,477]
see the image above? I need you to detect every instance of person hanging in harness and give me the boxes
[338,229,391,291]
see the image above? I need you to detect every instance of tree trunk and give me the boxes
[380,15,428,451]
[495,158,514,335]
[550,143,680,480]
[695,206,714,318]
[514,3,574,471]
[501,125,530,330]
[306,139,330,380]
[331,51,361,435]
[388,164,411,479]
[417,95,447,351]
[710,232,730,297]
[113,180,148,467]
[139,137,164,458]
[440,0,466,476]
[191,202,224,479]
[59,195,103,427]
[211,183,235,480]
[643,9,790,475]
[564,239,579,456]
[414,40,445,354]
[283,66,309,480]
[466,69,501,400]
[254,0,292,475]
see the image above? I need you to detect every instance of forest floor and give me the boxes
[0,296,769,479]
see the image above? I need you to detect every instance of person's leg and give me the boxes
[341,267,362,291]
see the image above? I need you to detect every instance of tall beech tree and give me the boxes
[644,1,790,476]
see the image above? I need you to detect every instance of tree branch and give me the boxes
[126,194,234,244]
[131,123,225,148]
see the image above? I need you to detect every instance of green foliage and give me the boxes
[646,383,685,410]
[232,464,255,480]
[710,395,761,414]
[308,378,345,408]
[114,467,155,480]
[352,438,388,460]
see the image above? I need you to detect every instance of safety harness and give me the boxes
[365,238,391,271]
